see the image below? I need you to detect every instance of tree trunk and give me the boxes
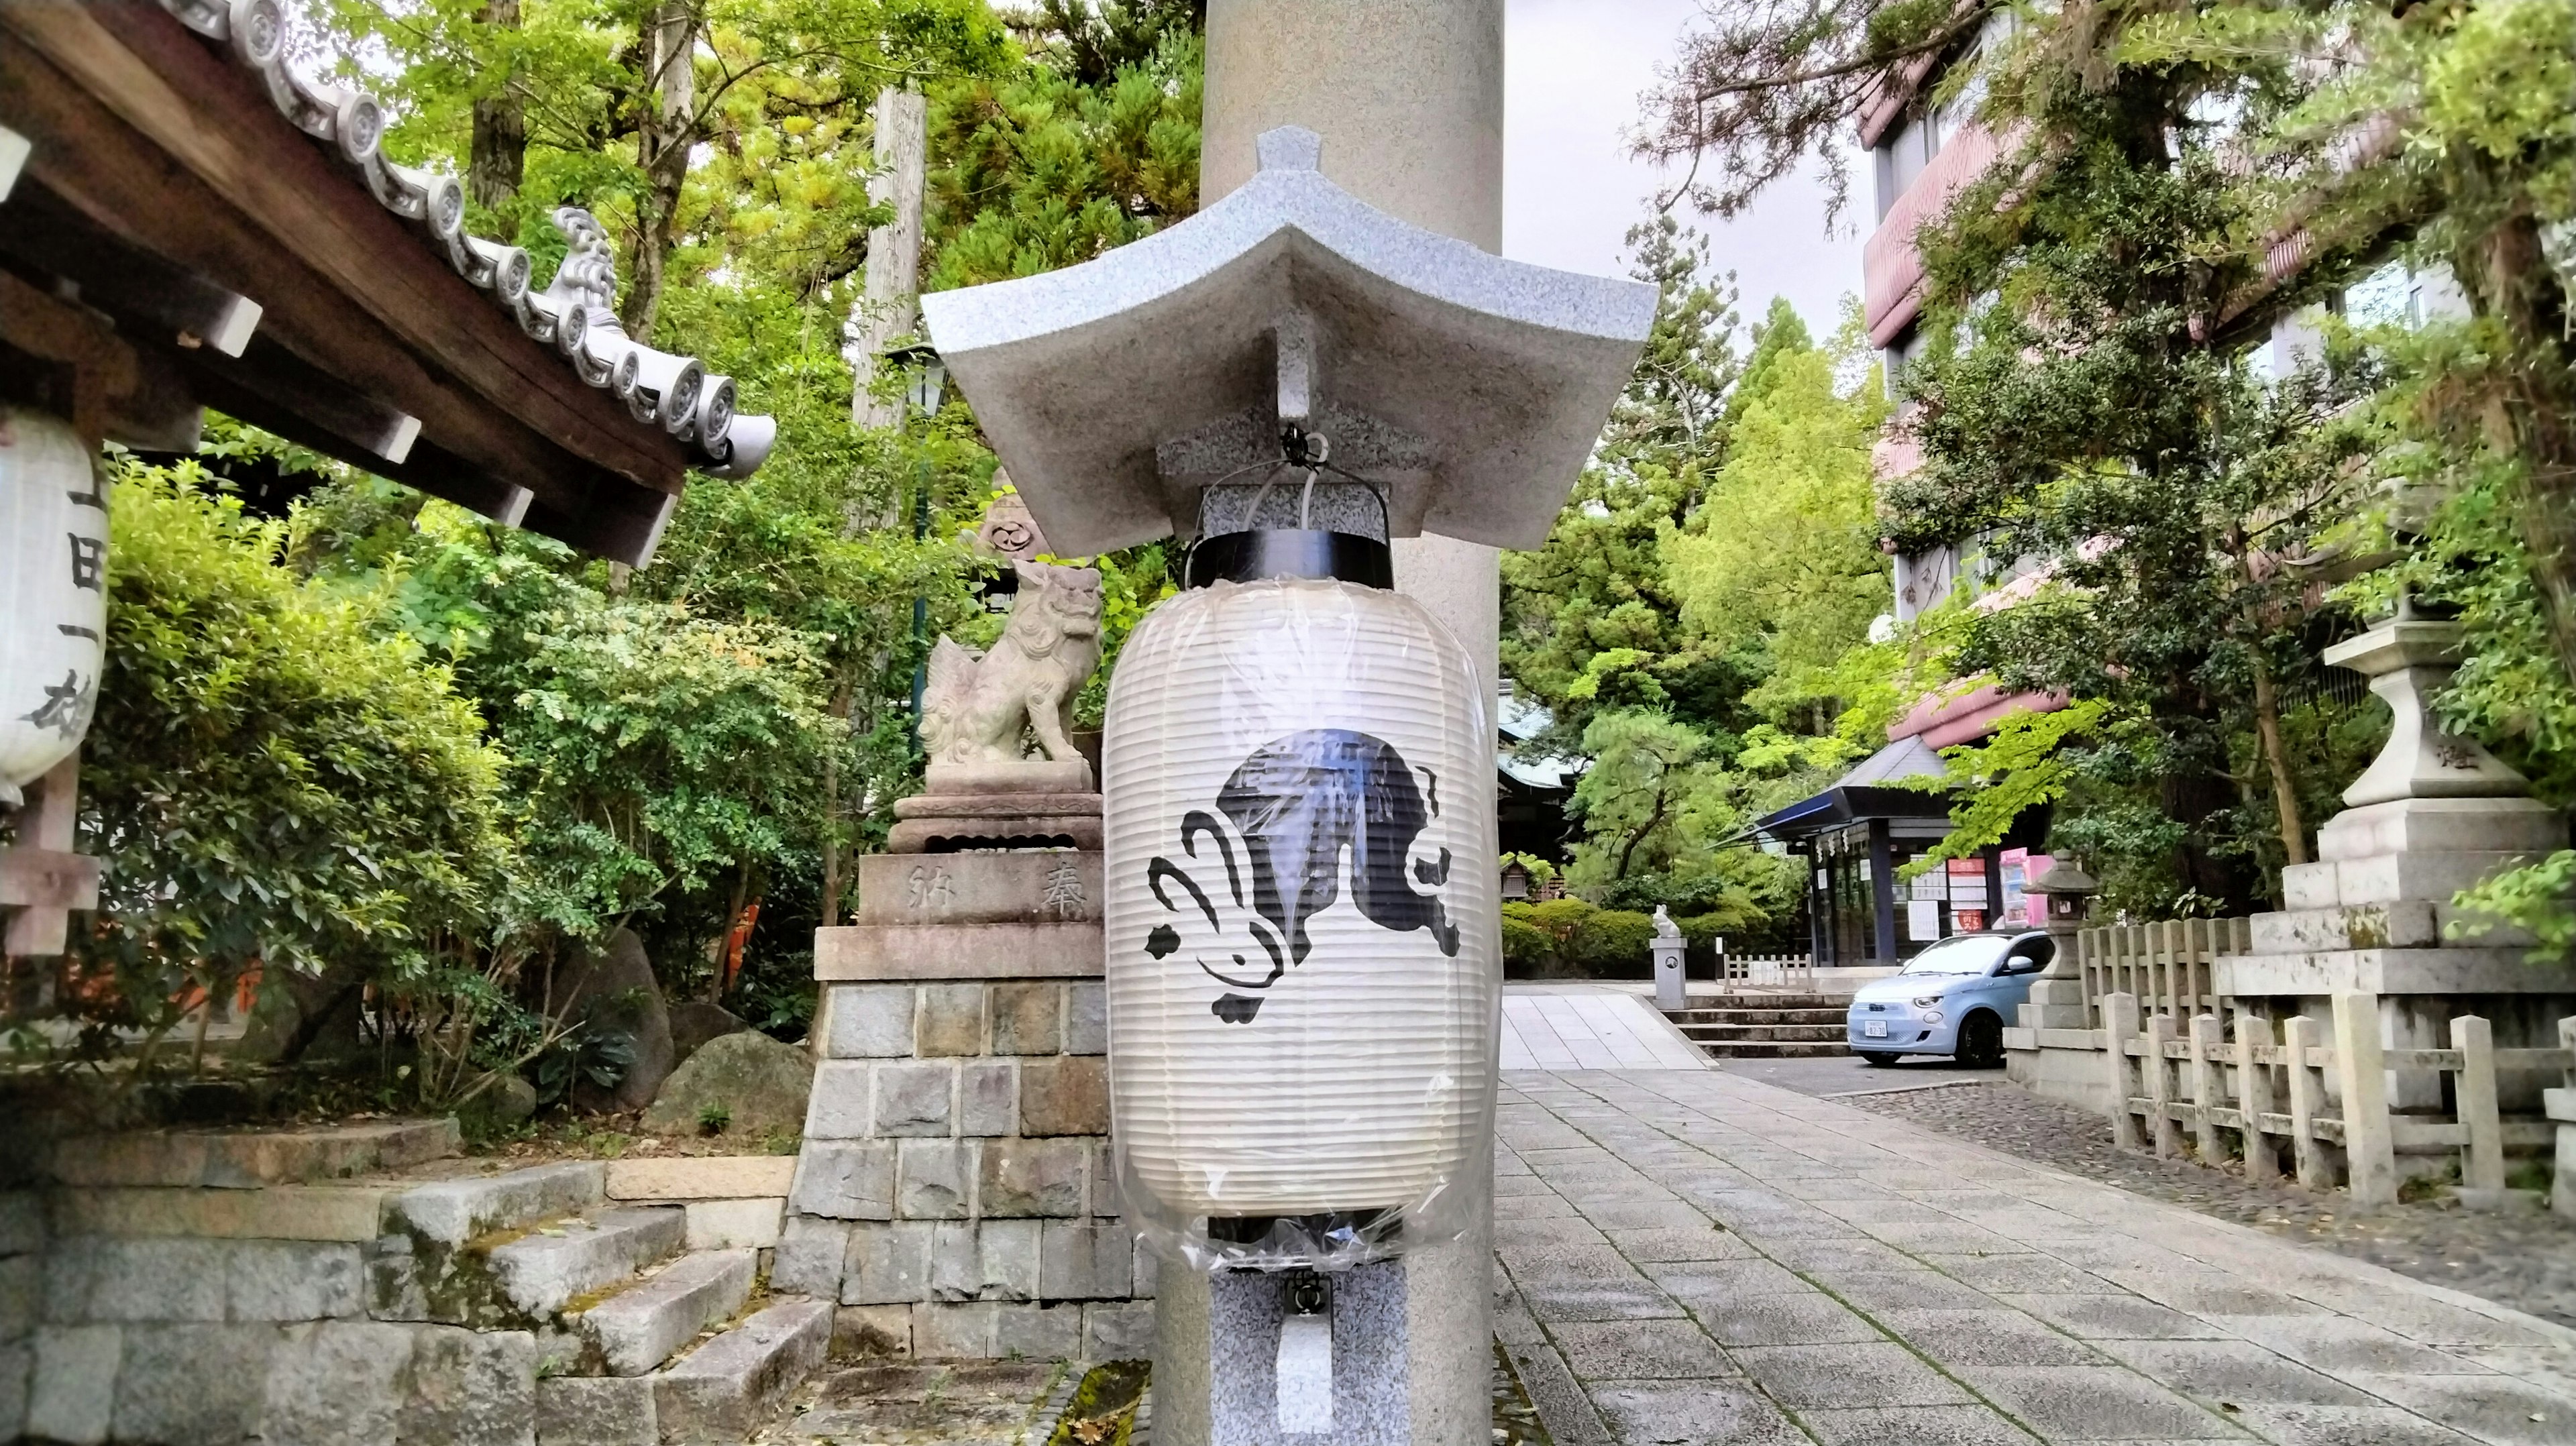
[468,0,525,212]
[2465,211,2576,694]
[621,1,696,341]
[2249,650,2308,869]
[819,677,855,928]
[849,88,928,428]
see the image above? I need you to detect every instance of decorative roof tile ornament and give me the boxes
[152,0,774,481]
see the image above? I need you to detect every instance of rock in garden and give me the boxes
[643,1030,814,1137]
[669,1001,749,1065]
[551,928,676,1113]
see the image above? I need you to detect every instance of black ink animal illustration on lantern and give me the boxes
[1141,728,1460,1023]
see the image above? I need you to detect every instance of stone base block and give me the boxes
[853,851,1103,927]
[604,1157,795,1202]
[2004,1036,2115,1115]
[2284,850,2553,911]
[924,759,1095,797]
[888,793,1104,854]
[2215,946,2576,997]
[816,922,1104,982]
[2251,902,2444,954]
[2316,796,2563,863]
[538,1375,657,1446]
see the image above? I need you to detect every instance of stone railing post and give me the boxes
[2551,1016,2576,1221]
[2286,1015,2329,1189]
[2189,1014,2225,1164]
[2144,1013,2180,1158]
[2236,1009,2279,1184]
[2451,1015,2504,1194]
[2332,991,2398,1205]
[2102,992,2141,1149]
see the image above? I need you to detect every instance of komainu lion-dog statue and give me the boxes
[921,559,1104,767]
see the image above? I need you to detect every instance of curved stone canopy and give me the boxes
[920,127,1656,557]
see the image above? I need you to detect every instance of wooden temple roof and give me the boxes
[0,0,775,565]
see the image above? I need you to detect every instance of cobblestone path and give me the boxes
[1848,1080,2576,1331]
[1496,1069,2576,1446]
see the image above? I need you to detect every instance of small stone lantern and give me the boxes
[2025,856,2100,936]
[2017,857,2100,1031]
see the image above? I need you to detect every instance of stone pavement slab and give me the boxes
[1503,988,1710,1071]
[1493,1068,2576,1446]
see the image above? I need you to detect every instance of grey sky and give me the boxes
[1503,0,1864,338]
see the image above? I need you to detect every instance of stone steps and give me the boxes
[1664,997,1855,1060]
[1669,1015,1854,1036]
[1668,1007,1847,1026]
[387,1161,606,1247]
[1694,1041,1855,1058]
[651,1296,835,1443]
[488,1207,688,1318]
[48,1118,462,1190]
[574,1247,759,1376]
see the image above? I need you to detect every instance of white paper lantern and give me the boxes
[0,407,107,809]
[1102,575,1500,1271]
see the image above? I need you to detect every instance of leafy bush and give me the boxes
[56,467,515,1074]
[1572,909,1658,973]
[1500,914,1558,975]
[1499,899,1661,977]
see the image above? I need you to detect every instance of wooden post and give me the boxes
[3,752,99,960]
[2104,991,2141,1150]
[2334,991,2398,1206]
[2451,1014,2504,1194]
[2190,1013,2225,1164]
[2236,1006,2279,1184]
[2145,1012,2181,1158]
[848,87,928,429]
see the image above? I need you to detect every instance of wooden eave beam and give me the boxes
[0,3,691,563]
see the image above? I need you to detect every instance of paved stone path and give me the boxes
[1503,987,1710,1071]
[1495,1068,2576,1446]
[1855,1080,2576,1331]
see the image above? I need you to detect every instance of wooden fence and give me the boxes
[1714,954,1815,990]
[2076,919,2251,1030]
[2100,991,2576,1204]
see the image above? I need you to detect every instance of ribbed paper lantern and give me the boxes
[1103,575,1500,1270]
[1,408,107,809]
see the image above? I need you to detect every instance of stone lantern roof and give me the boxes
[920,127,1658,557]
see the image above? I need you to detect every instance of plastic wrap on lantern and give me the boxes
[1,407,107,809]
[1103,575,1500,1274]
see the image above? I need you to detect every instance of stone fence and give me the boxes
[2095,990,2576,1209]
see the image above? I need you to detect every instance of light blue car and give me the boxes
[1847,930,2056,1068]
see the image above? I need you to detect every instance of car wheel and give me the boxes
[1957,1011,2004,1069]
[1858,1051,1897,1067]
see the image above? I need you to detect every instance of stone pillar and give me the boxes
[1201,0,1506,700]
[1185,10,1501,1445]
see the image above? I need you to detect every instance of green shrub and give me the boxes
[1501,915,1558,974]
[1571,909,1658,973]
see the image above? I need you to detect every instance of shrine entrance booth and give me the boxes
[1757,737,2051,968]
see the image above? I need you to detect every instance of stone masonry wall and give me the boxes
[777,973,1151,1361]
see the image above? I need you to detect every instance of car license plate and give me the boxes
[1863,1020,1888,1038]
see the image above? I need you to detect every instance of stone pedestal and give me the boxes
[888,759,1103,854]
[789,842,1146,1359]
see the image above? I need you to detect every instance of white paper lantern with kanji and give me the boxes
[1102,575,1501,1270]
[1,406,108,808]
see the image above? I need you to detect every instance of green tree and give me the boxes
[923,27,1202,289]
[1664,299,1889,713]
